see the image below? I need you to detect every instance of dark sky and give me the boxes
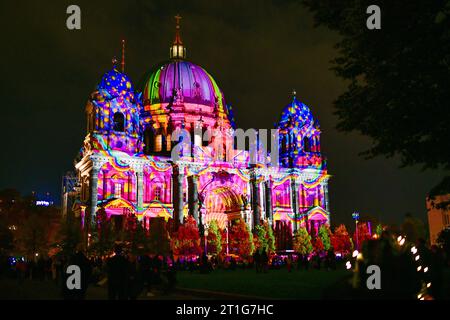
[0,0,444,227]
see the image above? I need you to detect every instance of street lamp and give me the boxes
[225,225,229,255]
[204,224,209,255]
[352,212,360,250]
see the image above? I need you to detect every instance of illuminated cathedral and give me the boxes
[72,18,331,248]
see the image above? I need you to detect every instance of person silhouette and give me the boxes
[107,244,130,300]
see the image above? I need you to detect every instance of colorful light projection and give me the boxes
[90,66,141,154]
[277,96,323,169]
[77,20,330,234]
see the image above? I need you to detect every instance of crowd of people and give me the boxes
[0,244,178,300]
[1,232,447,300]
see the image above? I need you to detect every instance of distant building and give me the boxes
[426,194,450,245]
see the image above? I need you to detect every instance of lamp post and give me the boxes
[204,224,209,255]
[225,225,229,255]
[352,212,360,250]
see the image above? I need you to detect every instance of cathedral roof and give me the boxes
[98,66,134,99]
[277,95,316,130]
[137,15,234,129]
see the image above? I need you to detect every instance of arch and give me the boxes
[202,186,244,229]
[113,112,125,132]
[303,136,311,152]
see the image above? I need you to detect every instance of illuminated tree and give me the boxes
[206,220,222,255]
[171,216,201,256]
[353,222,372,247]
[265,222,276,254]
[293,227,313,256]
[254,222,276,254]
[318,224,332,251]
[313,237,324,253]
[254,224,267,253]
[376,224,384,237]
[331,224,352,254]
[230,218,254,258]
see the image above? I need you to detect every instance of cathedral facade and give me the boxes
[73,20,331,245]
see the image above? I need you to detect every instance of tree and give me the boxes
[293,227,313,256]
[376,224,384,237]
[401,213,426,243]
[254,224,267,253]
[318,224,332,251]
[312,237,324,253]
[265,222,276,254]
[124,216,156,256]
[229,218,254,259]
[206,220,222,255]
[89,208,116,256]
[171,216,201,256]
[17,213,49,257]
[303,1,450,189]
[353,222,372,248]
[331,224,352,254]
[148,217,171,256]
[55,218,82,256]
[0,221,14,253]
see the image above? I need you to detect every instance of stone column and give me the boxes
[172,166,185,225]
[136,170,144,212]
[89,167,99,227]
[188,175,199,224]
[290,177,299,232]
[323,182,329,211]
[264,179,273,226]
[251,171,261,230]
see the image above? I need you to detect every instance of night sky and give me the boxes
[0,0,444,227]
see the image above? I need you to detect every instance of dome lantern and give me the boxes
[170,14,186,59]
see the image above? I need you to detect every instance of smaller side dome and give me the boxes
[98,67,133,99]
[278,96,314,129]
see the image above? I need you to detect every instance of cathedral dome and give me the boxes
[98,66,134,99]
[137,15,234,130]
[140,60,227,112]
[278,95,315,129]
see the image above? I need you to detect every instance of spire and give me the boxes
[170,14,186,59]
[174,14,183,45]
[292,89,297,101]
[121,39,126,73]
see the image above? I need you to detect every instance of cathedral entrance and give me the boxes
[201,186,244,229]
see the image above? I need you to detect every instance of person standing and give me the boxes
[107,245,130,300]
[62,246,92,300]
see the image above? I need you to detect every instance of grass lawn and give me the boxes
[177,268,351,299]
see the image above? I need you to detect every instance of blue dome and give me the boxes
[98,67,134,99]
[278,97,314,129]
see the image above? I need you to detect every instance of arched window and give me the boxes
[155,134,162,152]
[113,112,125,132]
[154,186,161,201]
[114,183,122,198]
[303,137,311,152]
